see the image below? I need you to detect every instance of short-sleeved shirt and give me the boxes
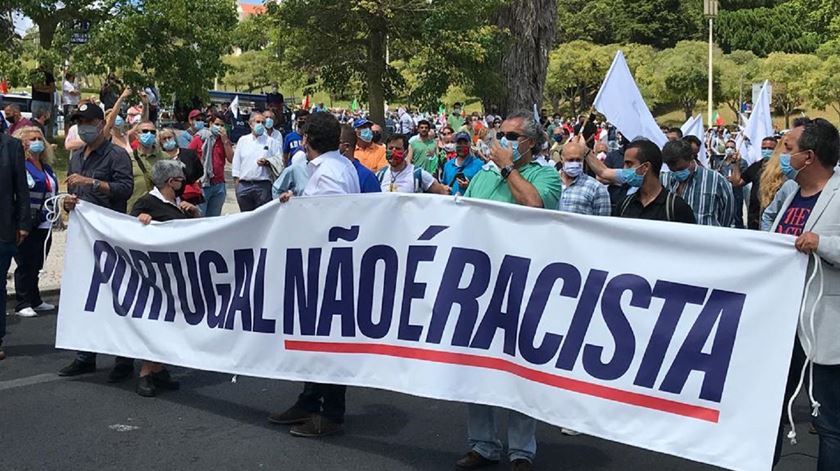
[62,80,80,106]
[378,164,435,193]
[559,173,612,216]
[283,131,302,156]
[614,187,696,224]
[441,154,484,195]
[355,143,387,172]
[464,161,562,209]
[410,137,438,175]
[775,190,821,236]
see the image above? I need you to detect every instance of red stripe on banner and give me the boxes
[284,340,720,423]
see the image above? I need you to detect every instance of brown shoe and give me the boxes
[289,414,343,438]
[0,348,5,361]
[510,459,533,471]
[268,405,311,425]
[455,451,498,470]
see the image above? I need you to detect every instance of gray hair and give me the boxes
[150,159,185,188]
[506,111,546,155]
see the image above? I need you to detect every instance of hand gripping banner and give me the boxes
[56,194,807,471]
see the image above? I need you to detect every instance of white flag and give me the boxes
[594,51,666,148]
[681,114,708,167]
[230,95,240,119]
[737,81,773,165]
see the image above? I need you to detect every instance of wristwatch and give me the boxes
[500,164,515,180]
[92,179,101,191]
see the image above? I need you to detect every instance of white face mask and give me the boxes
[563,161,583,177]
[596,151,607,161]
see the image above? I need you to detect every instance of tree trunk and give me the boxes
[366,18,387,126]
[36,17,59,50]
[495,0,557,117]
[683,101,693,121]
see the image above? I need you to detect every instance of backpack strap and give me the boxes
[133,149,149,176]
[618,193,635,217]
[376,167,387,183]
[666,191,675,222]
[414,167,424,193]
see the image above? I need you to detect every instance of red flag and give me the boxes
[0,80,8,95]
[715,114,725,127]
[302,95,311,110]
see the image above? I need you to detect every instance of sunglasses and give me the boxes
[441,131,452,135]
[140,129,157,135]
[503,132,522,141]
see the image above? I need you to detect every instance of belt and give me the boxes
[237,179,271,184]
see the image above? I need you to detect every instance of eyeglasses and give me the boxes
[140,129,157,135]
[503,132,522,141]
[441,131,452,135]
[170,177,185,183]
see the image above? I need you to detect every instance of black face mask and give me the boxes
[496,131,504,140]
[174,183,186,198]
[372,131,382,144]
[7,115,16,124]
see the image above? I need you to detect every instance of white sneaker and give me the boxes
[560,428,581,436]
[15,307,38,318]
[33,302,55,311]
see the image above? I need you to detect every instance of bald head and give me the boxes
[562,142,587,162]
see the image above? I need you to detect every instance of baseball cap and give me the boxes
[188,109,204,120]
[71,102,104,122]
[353,118,373,129]
[454,131,471,143]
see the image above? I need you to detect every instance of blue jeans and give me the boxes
[0,242,17,345]
[200,182,226,217]
[468,404,537,463]
[813,363,840,471]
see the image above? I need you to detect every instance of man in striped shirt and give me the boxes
[660,140,734,227]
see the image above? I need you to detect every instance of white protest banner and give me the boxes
[738,80,773,165]
[681,114,708,167]
[594,51,667,148]
[56,194,807,471]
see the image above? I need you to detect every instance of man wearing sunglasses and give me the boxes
[456,112,561,471]
[128,121,166,210]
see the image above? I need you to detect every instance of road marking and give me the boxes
[0,373,63,392]
[108,424,139,432]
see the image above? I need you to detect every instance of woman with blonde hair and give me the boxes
[759,145,799,231]
[11,126,58,317]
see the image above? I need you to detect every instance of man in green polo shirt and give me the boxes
[464,111,561,209]
[409,119,439,177]
[128,120,167,210]
[455,111,560,471]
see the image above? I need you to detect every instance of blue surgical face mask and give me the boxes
[210,124,221,136]
[29,139,45,154]
[194,120,205,130]
[360,128,374,143]
[563,161,582,177]
[162,139,177,151]
[114,115,125,128]
[761,149,773,160]
[780,153,803,180]
[618,167,645,187]
[253,123,265,136]
[499,137,522,161]
[671,167,692,182]
[265,117,274,129]
[139,132,156,147]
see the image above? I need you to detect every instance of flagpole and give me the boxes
[705,1,719,128]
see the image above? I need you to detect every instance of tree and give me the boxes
[639,41,721,120]
[716,1,831,55]
[555,0,704,49]
[718,50,760,117]
[808,55,840,122]
[74,0,236,103]
[761,52,821,128]
[9,0,109,51]
[494,0,556,115]
[272,0,502,125]
[544,41,612,115]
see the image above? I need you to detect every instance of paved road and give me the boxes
[0,294,819,471]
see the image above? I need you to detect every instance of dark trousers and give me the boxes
[14,228,50,311]
[813,362,840,470]
[775,337,806,466]
[235,181,272,212]
[295,382,346,424]
[0,241,16,345]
